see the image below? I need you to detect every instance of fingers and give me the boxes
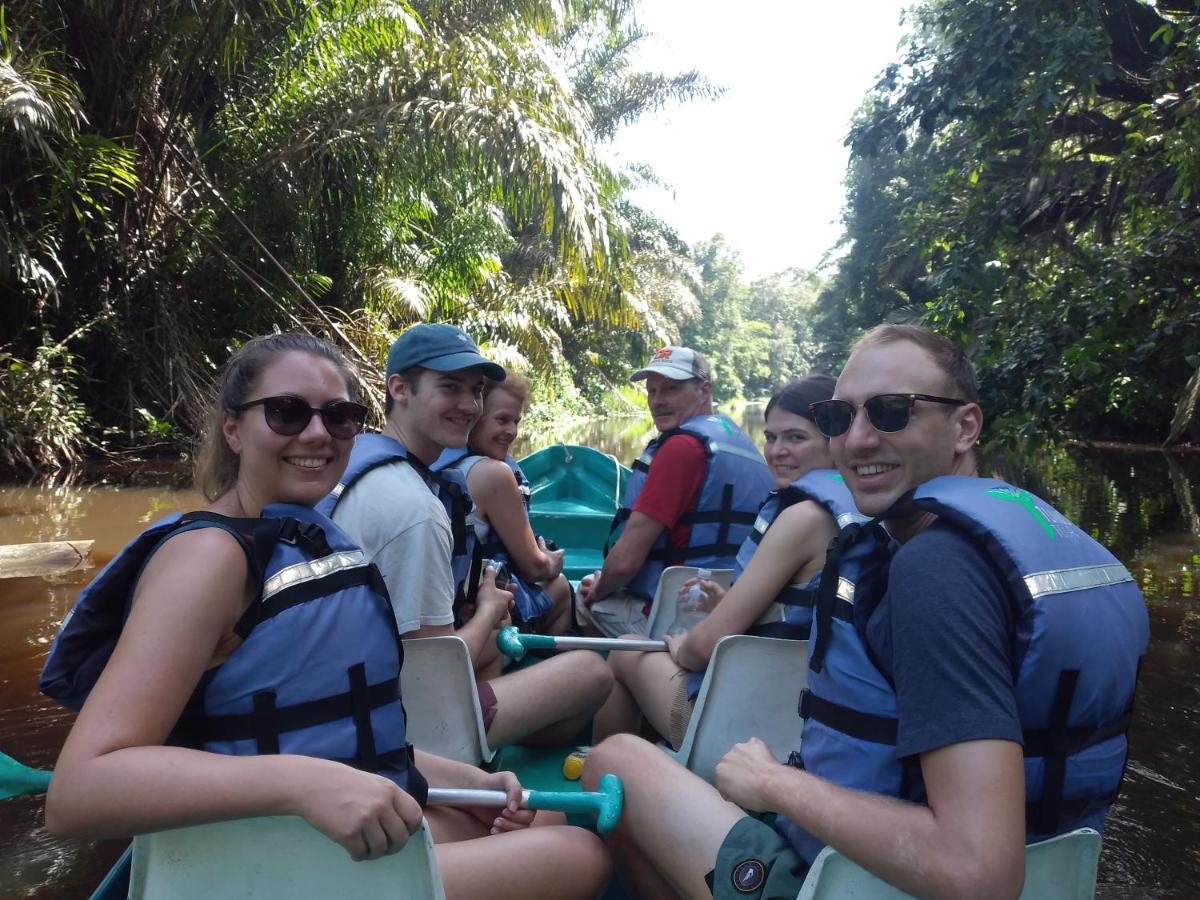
[357,819,389,860]
[492,806,535,833]
[395,788,424,834]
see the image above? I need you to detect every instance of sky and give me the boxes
[607,0,911,278]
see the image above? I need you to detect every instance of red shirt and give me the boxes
[632,433,708,563]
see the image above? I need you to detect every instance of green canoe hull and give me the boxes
[518,444,629,583]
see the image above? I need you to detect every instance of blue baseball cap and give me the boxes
[386,323,506,381]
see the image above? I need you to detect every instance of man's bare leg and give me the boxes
[583,733,746,900]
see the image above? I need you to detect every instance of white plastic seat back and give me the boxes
[795,827,1101,900]
[128,816,445,900]
[645,566,734,639]
[400,636,494,765]
[674,634,807,784]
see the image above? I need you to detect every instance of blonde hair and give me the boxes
[193,333,357,501]
[483,371,530,410]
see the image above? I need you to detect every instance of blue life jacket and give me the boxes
[40,505,423,797]
[442,452,554,624]
[683,470,867,703]
[319,433,478,613]
[777,476,1149,863]
[609,414,774,600]
[735,469,869,642]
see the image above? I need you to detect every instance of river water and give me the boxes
[1,408,1197,897]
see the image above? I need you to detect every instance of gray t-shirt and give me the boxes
[331,462,455,636]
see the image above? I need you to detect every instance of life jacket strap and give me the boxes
[1032,669,1078,835]
[799,688,899,745]
[252,691,281,755]
[348,661,380,769]
[175,675,401,749]
[808,521,865,673]
[747,621,812,641]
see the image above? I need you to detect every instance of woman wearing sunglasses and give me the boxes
[592,375,850,747]
[444,373,573,636]
[41,333,610,899]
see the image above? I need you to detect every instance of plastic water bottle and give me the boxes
[667,568,712,635]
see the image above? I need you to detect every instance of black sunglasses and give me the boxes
[232,396,367,440]
[810,393,967,438]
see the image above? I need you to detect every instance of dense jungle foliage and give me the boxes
[813,0,1200,446]
[2,0,1198,476]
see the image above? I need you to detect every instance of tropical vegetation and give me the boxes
[811,0,1200,446]
[2,0,1198,477]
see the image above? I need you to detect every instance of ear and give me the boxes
[222,410,243,455]
[953,402,984,453]
[388,373,408,406]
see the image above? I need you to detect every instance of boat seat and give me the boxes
[128,816,445,900]
[400,636,494,766]
[669,635,807,784]
[531,499,616,517]
[795,827,1101,899]
[644,566,734,639]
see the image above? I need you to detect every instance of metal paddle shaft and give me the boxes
[426,773,624,834]
[0,750,52,800]
[497,626,665,660]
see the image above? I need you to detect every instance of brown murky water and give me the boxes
[1,411,1197,897]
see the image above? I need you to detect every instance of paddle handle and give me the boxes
[426,773,624,834]
[498,626,665,659]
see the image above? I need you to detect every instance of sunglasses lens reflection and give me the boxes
[864,395,913,433]
[261,398,365,439]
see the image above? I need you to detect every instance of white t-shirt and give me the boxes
[331,462,455,635]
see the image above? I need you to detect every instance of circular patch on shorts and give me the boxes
[731,858,766,894]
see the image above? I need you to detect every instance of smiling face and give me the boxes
[644,373,712,433]
[831,339,982,532]
[222,350,354,509]
[388,366,485,464]
[762,407,833,488]
[469,387,523,461]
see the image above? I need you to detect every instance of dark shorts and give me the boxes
[707,816,810,900]
[476,680,499,732]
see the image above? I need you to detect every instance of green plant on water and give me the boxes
[135,408,177,444]
[0,338,90,473]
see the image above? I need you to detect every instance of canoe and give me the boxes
[84,745,607,900]
[518,444,629,583]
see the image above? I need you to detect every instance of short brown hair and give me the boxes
[851,324,978,403]
[383,366,424,415]
[194,333,357,500]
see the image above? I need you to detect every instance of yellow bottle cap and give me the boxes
[562,751,586,781]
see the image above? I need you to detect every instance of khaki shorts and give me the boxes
[575,589,650,638]
[709,816,810,900]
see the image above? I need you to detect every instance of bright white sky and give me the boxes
[607,0,911,278]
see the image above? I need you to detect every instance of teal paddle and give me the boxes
[1,749,624,833]
[498,625,665,661]
[0,750,52,800]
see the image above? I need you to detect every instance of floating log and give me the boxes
[0,540,94,579]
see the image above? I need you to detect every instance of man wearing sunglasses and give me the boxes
[576,346,773,638]
[582,324,1146,900]
[324,323,613,750]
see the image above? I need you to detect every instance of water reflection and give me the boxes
[0,414,1197,896]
